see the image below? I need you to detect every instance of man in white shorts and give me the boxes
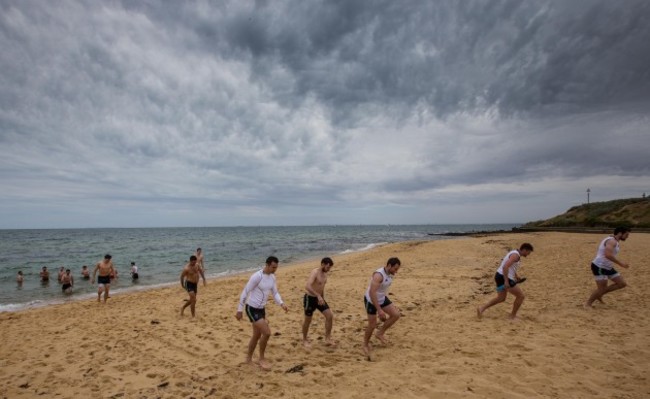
[585,227,631,308]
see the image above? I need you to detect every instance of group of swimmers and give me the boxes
[179,227,632,370]
[16,258,140,297]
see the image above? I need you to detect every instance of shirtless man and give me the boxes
[363,257,402,359]
[40,266,50,283]
[302,257,336,349]
[180,255,207,317]
[61,269,74,294]
[81,265,90,280]
[57,267,65,283]
[92,254,115,303]
[16,271,24,286]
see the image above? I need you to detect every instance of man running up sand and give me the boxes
[180,255,207,317]
[363,257,401,358]
[302,257,336,349]
[477,243,534,320]
[92,254,115,303]
[585,227,631,308]
[236,256,289,370]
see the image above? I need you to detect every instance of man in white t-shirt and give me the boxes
[363,257,401,359]
[477,243,533,320]
[585,227,630,308]
[235,256,289,370]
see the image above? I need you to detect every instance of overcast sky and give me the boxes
[1,0,649,229]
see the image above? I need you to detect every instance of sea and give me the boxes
[0,224,517,312]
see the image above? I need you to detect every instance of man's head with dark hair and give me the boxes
[321,257,334,266]
[386,257,401,267]
[520,243,534,252]
[190,255,197,261]
[614,226,631,235]
[104,254,112,260]
[266,256,279,265]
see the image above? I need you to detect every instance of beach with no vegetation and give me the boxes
[1,231,649,399]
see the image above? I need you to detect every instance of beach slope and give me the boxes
[1,232,649,398]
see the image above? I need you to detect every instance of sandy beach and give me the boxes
[1,232,649,399]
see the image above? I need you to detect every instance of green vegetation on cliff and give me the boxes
[524,197,650,228]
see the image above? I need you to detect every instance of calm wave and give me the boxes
[0,224,517,311]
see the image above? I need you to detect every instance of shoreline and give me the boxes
[1,232,648,398]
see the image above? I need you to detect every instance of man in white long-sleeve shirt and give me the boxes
[236,256,289,370]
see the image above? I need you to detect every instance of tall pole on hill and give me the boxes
[587,188,591,204]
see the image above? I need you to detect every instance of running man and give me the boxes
[477,243,534,320]
[92,254,115,303]
[302,257,336,349]
[236,256,289,370]
[180,255,207,317]
[363,257,402,358]
[61,269,74,294]
[585,227,631,308]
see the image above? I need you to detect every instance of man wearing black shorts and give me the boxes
[302,257,336,349]
[585,227,631,308]
[92,254,115,303]
[180,255,206,317]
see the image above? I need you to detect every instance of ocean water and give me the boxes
[0,224,517,312]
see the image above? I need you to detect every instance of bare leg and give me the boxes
[245,322,263,365]
[302,316,313,349]
[104,284,110,303]
[323,309,336,346]
[97,285,104,302]
[508,286,525,320]
[477,290,507,318]
[256,320,272,370]
[376,304,400,344]
[181,292,196,316]
[585,280,608,308]
[363,314,377,357]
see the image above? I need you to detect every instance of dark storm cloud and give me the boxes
[0,0,649,228]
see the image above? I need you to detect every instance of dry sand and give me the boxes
[1,232,649,398]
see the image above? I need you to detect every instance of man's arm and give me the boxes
[91,264,99,284]
[272,280,288,312]
[180,267,187,287]
[502,254,520,288]
[369,273,385,318]
[604,240,629,268]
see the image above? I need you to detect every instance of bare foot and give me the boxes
[583,302,594,310]
[476,307,483,319]
[256,359,271,371]
[324,338,338,348]
[375,332,389,345]
[302,340,312,350]
[362,344,373,361]
[508,316,521,322]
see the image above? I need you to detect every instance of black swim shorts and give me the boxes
[303,294,330,317]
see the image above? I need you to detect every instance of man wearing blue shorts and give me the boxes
[477,243,534,320]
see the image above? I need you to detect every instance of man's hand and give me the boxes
[235,311,243,321]
[281,303,289,313]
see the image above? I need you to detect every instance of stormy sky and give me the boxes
[1,0,649,228]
